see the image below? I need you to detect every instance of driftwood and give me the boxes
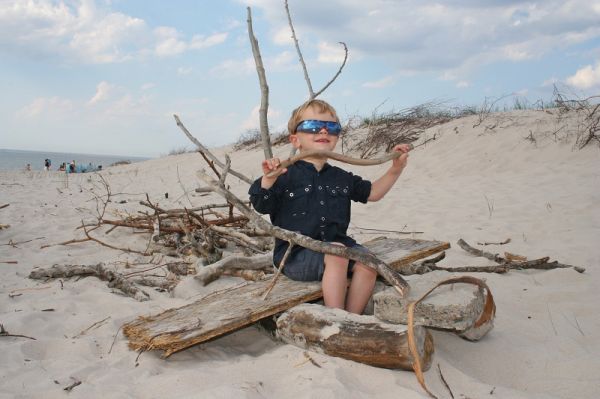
[29,263,150,301]
[195,254,273,285]
[362,237,450,273]
[123,238,447,357]
[457,239,585,273]
[266,147,412,178]
[197,170,411,297]
[276,303,434,371]
[123,276,323,357]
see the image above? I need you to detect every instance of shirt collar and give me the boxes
[296,159,331,173]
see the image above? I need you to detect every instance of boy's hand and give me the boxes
[391,144,411,172]
[261,158,287,188]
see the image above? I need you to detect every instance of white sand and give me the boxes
[1,109,599,398]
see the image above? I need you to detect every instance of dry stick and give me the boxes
[266,146,412,178]
[407,277,496,399]
[29,264,150,302]
[0,203,9,210]
[82,223,152,256]
[351,224,423,235]
[197,170,410,297]
[1,260,18,264]
[1,236,45,247]
[477,238,511,246]
[219,154,231,186]
[261,241,294,299]
[247,6,273,160]
[437,364,455,399]
[458,239,585,273]
[73,316,111,338]
[173,114,252,184]
[284,0,313,98]
[313,42,348,99]
[0,324,36,340]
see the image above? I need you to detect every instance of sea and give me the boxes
[0,148,151,171]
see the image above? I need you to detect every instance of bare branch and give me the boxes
[313,42,348,99]
[284,0,313,98]
[173,114,253,184]
[247,7,273,160]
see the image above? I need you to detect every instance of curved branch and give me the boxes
[267,145,413,178]
[285,0,313,98]
[313,42,348,99]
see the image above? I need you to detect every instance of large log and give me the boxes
[276,303,434,370]
[361,237,450,273]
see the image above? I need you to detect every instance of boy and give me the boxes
[249,99,410,314]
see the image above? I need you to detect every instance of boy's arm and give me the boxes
[368,144,410,202]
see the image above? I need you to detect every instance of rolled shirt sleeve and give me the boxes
[349,173,372,203]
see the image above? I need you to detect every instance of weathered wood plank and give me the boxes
[276,303,434,370]
[124,277,322,356]
[123,238,449,356]
[362,237,450,272]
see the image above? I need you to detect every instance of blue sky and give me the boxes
[1,0,599,157]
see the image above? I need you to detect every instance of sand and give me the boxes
[1,109,599,398]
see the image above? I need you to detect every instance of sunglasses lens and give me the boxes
[296,120,342,136]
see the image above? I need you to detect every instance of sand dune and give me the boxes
[1,109,599,398]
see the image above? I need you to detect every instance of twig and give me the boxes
[477,238,511,246]
[1,237,46,247]
[0,203,9,210]
[173,114,252,184]
[108,326,122,354]
[1,260,18,264]
[304,351,322,368]
[457,239,504,263]
[284,0,313,97]
[547,303,557,336]
[63,379,82,392]
[351,224,423,235]
[313,42,348,99]
[261,241,293,299]
[0,324,36,340]
[73,316,111,338]
[437,364,454,399]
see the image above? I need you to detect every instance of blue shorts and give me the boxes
[281,244,369,282]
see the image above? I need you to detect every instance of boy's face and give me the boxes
[290,106,339,152]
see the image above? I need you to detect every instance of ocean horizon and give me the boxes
[0,148,151,171]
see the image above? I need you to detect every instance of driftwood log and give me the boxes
[29,263,150,301]
[276,303,434,371]
[195,254,273,285]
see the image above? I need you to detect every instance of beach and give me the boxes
[1,109,599,398]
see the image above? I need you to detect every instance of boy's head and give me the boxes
[288,99,341,152]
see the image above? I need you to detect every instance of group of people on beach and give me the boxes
[32,159,102,173]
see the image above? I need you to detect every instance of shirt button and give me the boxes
[343,188,348,193]
[264,195,269,199]
[332,190,336,194]
[304,187,309,192]
[318,186,322,190]
[289,192,294,197]
[320,200,325,205]
[321,217,326,221]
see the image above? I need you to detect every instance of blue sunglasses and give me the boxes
[295,120,342,136]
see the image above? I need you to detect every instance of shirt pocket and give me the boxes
[326,185,350,223]
[282,184,313,223]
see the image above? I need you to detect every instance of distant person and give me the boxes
[97,165,102,171]
[69,161,76,173]
[59,162,66,171]
[44,158,51,171]
[25,163,31,171]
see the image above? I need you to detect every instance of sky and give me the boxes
[1,0,599,157]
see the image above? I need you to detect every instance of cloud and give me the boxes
[456,81,470,88]
[88,81,114,105]
[362,76,395,89]
[0,0,228,64]
[241,104,281,131]
[566,62,600,89]
[17,96,73,118]
[317,41,347,64]
[177,67,193,75]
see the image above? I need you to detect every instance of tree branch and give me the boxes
[313,42,348,99]
[284,0,313,98]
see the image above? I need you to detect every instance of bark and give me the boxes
[276,303,434,370]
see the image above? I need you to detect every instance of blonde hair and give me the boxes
[287,99,339,135]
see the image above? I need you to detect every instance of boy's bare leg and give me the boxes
[322,252,349,309]
[345,263,377,314]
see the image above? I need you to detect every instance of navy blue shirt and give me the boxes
[249,160,372,264]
